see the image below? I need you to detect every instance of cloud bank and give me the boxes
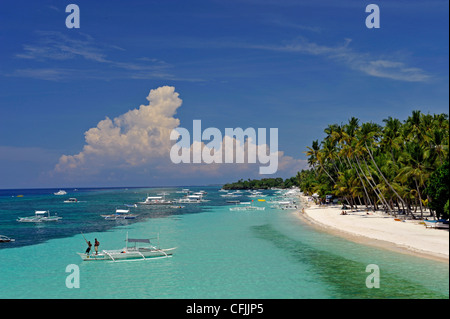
[54,86,307,184]
[246,37,431,82]
[11,31,195,82]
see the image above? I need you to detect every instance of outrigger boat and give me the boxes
[77,233,176,262]
[177,193,209,204]
[138,192,173,205]
[101,209,137,220]
[229,202,265,211]
[17,210,62,222]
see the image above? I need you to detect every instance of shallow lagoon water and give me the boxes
[0,187,448,298]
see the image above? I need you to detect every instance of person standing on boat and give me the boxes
[94,238,100,255]
[85,241,92,255]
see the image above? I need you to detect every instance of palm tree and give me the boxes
[306,140,320,173]
[426,127,449,166]
[301,110,448,218]
[381,117,402,165]
[397,142,430,218]
[306,140,336,184]
[404,110,423,142]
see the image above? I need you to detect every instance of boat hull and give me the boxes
[101,215,137,220]
[0,237,15,243]
[138,202,173,205]
[229,206,265,211]
[78,247,176,261]
[17,217,62,222]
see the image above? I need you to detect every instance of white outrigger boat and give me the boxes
[78,233,176,262]
[138,192,173,205]
[101,209,137,220]
[17,210,62,223]
[229,202,265,211]
[220,192,241,198]
[177,193,209,204]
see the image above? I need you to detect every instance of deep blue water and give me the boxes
[0,186,230,249]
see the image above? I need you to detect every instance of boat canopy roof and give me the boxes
[128,238,150,243]
[116,209,130,213]
[35,211,48,214]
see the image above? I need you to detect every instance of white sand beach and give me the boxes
[298,195,449,262]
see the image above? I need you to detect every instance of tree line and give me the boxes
[296,110,449,220]
[222,177,299,190]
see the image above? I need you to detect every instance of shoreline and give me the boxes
[296,195,449,263]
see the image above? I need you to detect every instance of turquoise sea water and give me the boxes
[0,187,448,299]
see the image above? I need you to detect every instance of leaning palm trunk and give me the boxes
[348,156,373,210]
[365,142,408,214]
[318,160,336,184]
[426,195,436,219]
[414,177,424,219]
[355,155,392,214]
[359,156,393,214]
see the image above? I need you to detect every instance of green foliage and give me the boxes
[425,161,449,219]
[301,110,449,217]
[444,200,449,218]
[222,177,298,190]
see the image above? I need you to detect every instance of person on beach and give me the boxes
[94,238,100,255]
[85,241,92,255]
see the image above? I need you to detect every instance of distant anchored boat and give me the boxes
[17,210,62,223]
[177,193,209,204]
[229,202,265,211]
[101,209,137,220]
[138,193,174,205]
[54,190,67,196]
[0,235,15,243]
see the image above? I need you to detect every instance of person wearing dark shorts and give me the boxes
[85,241,92,254]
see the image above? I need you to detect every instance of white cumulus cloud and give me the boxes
[55,86,181,173]
[54,86,307,184]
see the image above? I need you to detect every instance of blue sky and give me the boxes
[0,0,448,188]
